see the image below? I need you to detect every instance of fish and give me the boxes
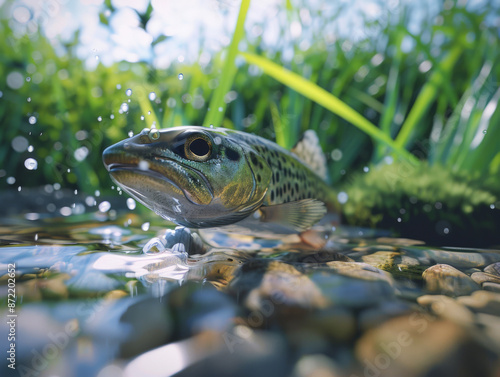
[102,126,340,234]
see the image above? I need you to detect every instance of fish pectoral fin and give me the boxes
[259,199,327,232]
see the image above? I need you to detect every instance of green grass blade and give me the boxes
[375,32,404,160]
[136,86,160,128]
[394,45,462,149]
[202,0,251,128]
[240,52,418,162]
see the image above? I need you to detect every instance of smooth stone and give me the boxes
[457,290,500,316]
[243,261,328,315]
[422,264,480,296]
[397,255,421,266]
[124,329,290,377]
[474,313,500,347]
[85,295,172,359]
[312,269,395,309]
[292,354,342,377]
[417,295,475,326]
[375,237,425,246]
[405,247,500,268]
[361,251,399,271]
[359,301,414,330]
[354,316,496,377]
[326,261,394,285]
[168,282,237,337]
[304,307,356,342]
[292,250,353,264]
[471,272,500,285]
[483,282,500,293]
[484,262,500,276]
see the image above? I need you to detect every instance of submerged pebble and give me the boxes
[422,264,480,296]
[0,210,499,377]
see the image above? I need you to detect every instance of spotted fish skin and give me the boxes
[235,132,338,209]
[103,126,339,231]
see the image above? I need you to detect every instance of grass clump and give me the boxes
[342,162,500,246]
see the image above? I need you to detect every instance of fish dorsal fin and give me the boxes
[259,199,327,232]
[291,130,328,181]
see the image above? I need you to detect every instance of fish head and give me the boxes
[102,126,271,228]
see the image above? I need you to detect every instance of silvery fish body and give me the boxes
[103,126,339,232]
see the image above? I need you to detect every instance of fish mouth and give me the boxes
[104,153,214,206]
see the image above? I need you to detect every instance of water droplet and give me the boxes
[126,198,136,210]
[337,191,348,204]
[149,92,156,101]
[95,55,99,60]
[141,222,150,231]
[98,201,111,212]
[26,76,31,82]
[214,136,221,145]
[363,166,369,173]
[28,116,37,124]
[138,160,150,170]
[128,131,134,137]
[178,73,184,80]
[126,88,132,96]
[397,217,402,222]
[27,97,31,102]
[74,146,89,161]
[24,158,38,170]
[120,103,129,112]
[491,204,496,209]
[60,206,72,216]
[6,177,15,184]
[95,190,101,197]
[110,114,115,119]
[97,116,102,121]
[148,111,151,115]
[209,124,214,128]
[218,106,223,112]
[331,149,342,161]
[483,129,487,134]
[67,168,71,173]
[443,228,450,234]
[12,136,29,152]
[27,145,34,152]
[34,233,38,241]
[140,115,145,120]
[116,84,122,90]
[74,189,78,195]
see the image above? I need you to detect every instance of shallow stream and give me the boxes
[1,192,499,377]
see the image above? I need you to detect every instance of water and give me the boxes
[0,195,499,377]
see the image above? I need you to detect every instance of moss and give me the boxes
[342,162,500,247]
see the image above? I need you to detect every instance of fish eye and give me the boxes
[185,134,212,162]
[148,128,160,141]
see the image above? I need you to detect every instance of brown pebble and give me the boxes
[483,282,500,293]
[422,264,480,297]
[484,262,500,276]
[417,295,475,326]
[471,272,500,285]
[457,290,500,316]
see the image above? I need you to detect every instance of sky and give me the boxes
[4,0,494,70]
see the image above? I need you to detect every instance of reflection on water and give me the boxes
[0,211,499,377]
